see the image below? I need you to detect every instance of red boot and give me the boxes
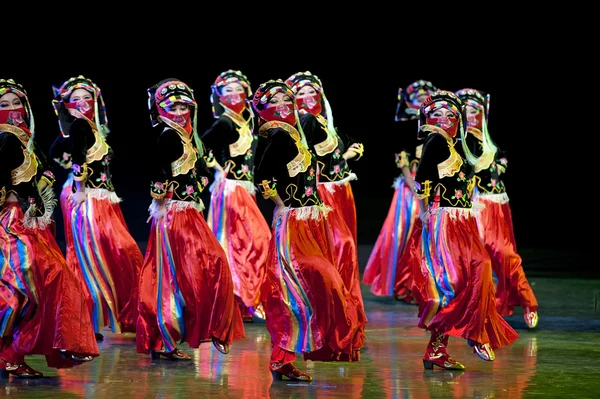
[270,362,312,381]
[423,331,466,370]
[0,359,43,378]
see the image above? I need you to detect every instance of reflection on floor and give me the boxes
[2,249,599,398]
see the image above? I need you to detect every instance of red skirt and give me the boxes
[363,177,421,299]
[136,200,245,354]
[262,206,363,362]
[207,178,271,310]
[0,203,99,368]
[318,178,357,242]
[63,188,142,333]
[412,205,519,349]
[475,194,538,315]
[317,181,367,339]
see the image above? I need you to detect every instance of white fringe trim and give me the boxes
[287,204,332,221]
[169,199,205,213]
[167,200,204,212]
[21,184,58,231]
[147,198,205,219]
[392,175,405,189]
[429,206,478,220]
[475,192,510,204]
[319,172,357,194]
[224,178,256,195]
[86,188,122,203]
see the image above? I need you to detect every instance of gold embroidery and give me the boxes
[222,111,253,157]
[86,130,110,163]
[259,121,311,177]
[72,163,88,181]
[40,175,54,188]
[397,151,409,168]
[351,143,365,160]
[150,183,168,200]
[475,175,504,194]
[224,160,252,180]
[0,125,39,186]
[11,149,38,185]
[467,127,494,173]
[414,180,431,200]
[158,116,198,177]
[317,160,350,182]
[467,176,475,196]
[474,151,494,173]
[284,184,321,207]
[415,144,423,159]
[313,115,338,156]
[467,126,483,140]
[171,140,197,177]
[0,124,30,147]
[204,154,217,168]
[438,184,472,208]
[0,186,6,206]
[421,125,463,179]
[259,179,277,199]
[67,110,110,163]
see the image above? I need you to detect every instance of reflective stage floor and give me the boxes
[2,248,598,398]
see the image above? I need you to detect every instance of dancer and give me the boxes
[51,75,142,340]
[137,78,244,360]
[253,80,364,382]
[202,70,270,322]
[456,88,538,328]
[285,70,367,336]
[411,90,519,370]
[0,78,98,378]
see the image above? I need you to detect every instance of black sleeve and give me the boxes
[200,116,233,163]
[414,133,449,199]
[299,113,323,147]
[195,140,214,192]
[495,146,508,174]
[337,128,355,149]
[49,134,73,170]
[336,126,364,160]
[150,128,182,199]
[0,133,23,204]
[254,128,291,199]
[69,118,92,181]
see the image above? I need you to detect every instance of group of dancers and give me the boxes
[0,73,537,381]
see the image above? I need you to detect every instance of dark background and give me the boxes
[3,26,591,259]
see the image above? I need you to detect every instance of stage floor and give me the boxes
[2,248,598,398]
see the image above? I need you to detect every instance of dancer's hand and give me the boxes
[272,204,285,228]
[147,205,167,223]
[72,191,86,204]
[419,210,429,228]
[343,143,364,160]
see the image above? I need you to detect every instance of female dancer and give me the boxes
[253,80,364,381]
[0,78,98,378]
[137,78,244,360]
[202,70,270,321]
[51,75,142,339]
[412,90,519,370]
[285,71,367,335]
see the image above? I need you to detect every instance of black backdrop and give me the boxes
[3,27,589,254]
